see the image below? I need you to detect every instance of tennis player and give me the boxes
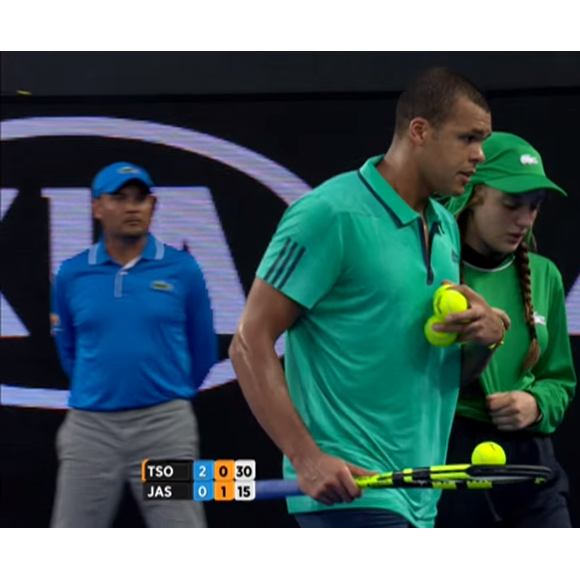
[435,132,576,527]
[50,162,217,527]
[230,68,507,528]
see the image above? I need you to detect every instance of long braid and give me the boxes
[514,241,541,371]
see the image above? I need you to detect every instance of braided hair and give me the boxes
[457,188,540,374]
[514,241,541,371]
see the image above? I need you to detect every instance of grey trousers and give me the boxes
[51,399,206,528]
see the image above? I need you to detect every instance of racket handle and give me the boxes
[255,479,303,500]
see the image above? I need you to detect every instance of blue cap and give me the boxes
[91,162,154,199]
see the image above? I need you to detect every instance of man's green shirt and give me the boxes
[257,156,463,527]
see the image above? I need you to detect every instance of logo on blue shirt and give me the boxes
[151,281,173,292]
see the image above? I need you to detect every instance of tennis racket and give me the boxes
[254,463,551,500]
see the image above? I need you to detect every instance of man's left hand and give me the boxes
[487,391,541,431]
[432,283,506,347]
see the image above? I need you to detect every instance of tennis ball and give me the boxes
[434,288,469,318]
[471,441,507,465]
[432,283,457,311]
[424,315,458,347]
[433,283,453,305]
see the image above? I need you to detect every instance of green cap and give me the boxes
[444,132,567,217]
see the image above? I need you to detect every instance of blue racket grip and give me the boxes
[255,479,303,500]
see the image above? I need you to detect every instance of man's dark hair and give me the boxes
[395,67,489,135]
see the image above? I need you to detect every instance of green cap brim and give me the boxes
[438,172,567,220]
[483,174,567,197]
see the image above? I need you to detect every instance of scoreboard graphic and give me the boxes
[142,459,256,501]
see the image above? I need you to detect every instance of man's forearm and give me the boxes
[461,344,494,387]
[229,334,319,465]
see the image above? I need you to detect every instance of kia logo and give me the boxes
[1,117,312,408]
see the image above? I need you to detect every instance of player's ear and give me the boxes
[408,117,430,145]
[92,198,103,220]
[472,184,488,204]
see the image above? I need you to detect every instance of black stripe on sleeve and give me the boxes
[264,239,292,284]
[277,245,306,290]
[264,237,308,290]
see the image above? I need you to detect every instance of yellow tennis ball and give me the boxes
[471,442,507,465]
[424,315,458,347]
[432,284,452,315]
[433,283,453,304]
[434,289,469,318]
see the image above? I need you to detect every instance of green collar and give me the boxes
[359,155,441,227]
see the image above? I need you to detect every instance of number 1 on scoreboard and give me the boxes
[214,481,235,501]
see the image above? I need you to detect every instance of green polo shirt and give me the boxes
[256,156,463,528]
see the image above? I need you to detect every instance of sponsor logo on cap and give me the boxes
[520,154,539,166]
[118,166,140,174]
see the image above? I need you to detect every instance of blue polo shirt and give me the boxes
[51,234,217,411]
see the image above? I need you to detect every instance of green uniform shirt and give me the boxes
[256,156,463,528]
[458,254,576,434]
